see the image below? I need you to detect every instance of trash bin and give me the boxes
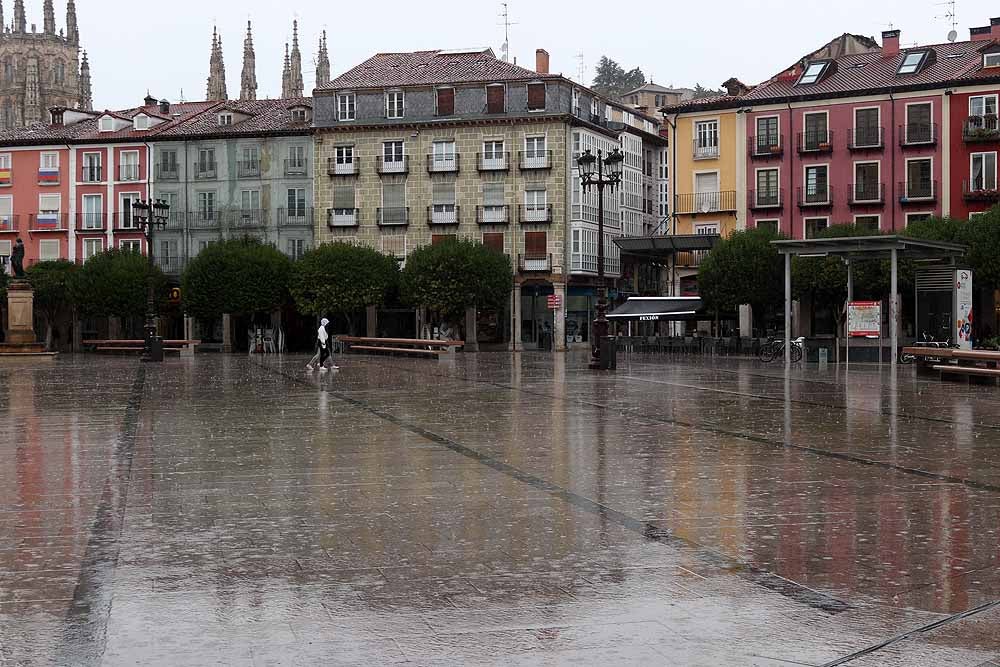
[148,335,164,362]
[818,347,828,365]
[599,336,617,370]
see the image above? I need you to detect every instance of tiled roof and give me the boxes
[154,97,312,138]
[320,48,556,90]
[743,38,1000,102]
[661,94,744,113]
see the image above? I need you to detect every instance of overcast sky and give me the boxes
[53,0,1000,109]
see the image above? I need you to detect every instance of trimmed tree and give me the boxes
[26,260,77,349]
[290,242,399,334]
[73,249,167,320]
[905,207,1000,292]
[697,227,784,333]
[400,239,513,320]
[181,238,292,319]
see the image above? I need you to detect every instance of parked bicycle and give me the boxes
[899,332,956,364]
[759,336,805,363]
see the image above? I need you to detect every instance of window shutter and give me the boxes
[483,233,504,252]
[432,181,455,205]
[437,88,455,116]
[527,83,546,110]
[432,234,456,245]
[486,85,505,113]
[383,183,405,208]
[524,231,547,256]
[333,185,355,209]
[483,183,504,206]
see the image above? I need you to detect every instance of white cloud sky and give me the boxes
[46,0,1000,109]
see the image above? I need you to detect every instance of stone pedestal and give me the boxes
[464,306,478,352]
[6,281,36,344]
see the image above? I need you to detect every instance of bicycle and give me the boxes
[757,336,781,362]
[899,332,955,364]
[760,336,804,363]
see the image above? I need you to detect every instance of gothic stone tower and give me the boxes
[0,0,91,129]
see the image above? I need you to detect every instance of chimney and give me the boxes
[992,17,1000,38]
[882,30,900,58]
[970,25,992,41]
[159,99,170,114]
[535,48,549,75]
[143,93,156,107]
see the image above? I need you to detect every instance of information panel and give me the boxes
[847,301,881,337]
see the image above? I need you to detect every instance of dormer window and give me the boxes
[133,115,149,130]
[985,53,1000,68]
[99,116,114,132]
[218,113,233,126]
[290,108,309,122]
[897,51,928,75]
[798,61,830,85]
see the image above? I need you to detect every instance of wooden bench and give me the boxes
[338,336,464,359]
[83,339,202,357]
[924,349,1000,385]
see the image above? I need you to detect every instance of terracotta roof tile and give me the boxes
[154,97,312,138]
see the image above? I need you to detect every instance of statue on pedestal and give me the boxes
[11,237,25,278]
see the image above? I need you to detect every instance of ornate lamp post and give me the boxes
[131,198,170,362]
[577,147,624,369]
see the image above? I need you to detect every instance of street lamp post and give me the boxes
[577,147,624,369]
[132,198,170,362]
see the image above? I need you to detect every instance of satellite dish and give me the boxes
[947,29,958,42]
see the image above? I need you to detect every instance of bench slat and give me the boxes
[932,364,1000,377]
[348,345,443,356]
[339,337,463,348]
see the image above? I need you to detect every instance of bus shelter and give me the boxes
[770,236,967,366]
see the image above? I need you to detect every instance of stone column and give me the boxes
[553,282,566,351]
[464,306,478,352]
[221,313,232,353]
[366,305,377,337]
[739,304,753,338]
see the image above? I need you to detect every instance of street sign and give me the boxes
[546,294,562,310]
[847,301,880,337]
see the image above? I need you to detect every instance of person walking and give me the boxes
[305,318,338,371]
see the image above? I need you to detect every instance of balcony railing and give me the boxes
[796,130,833,154]
[193,161,217,179]
[377,206,409,226]
[963,115,1000,142]
[518,253,552,272]
[188,211,221,228]
[477,152,510,171]
[899,123,937,147]
[155,255,186,276]
[796,186,833,207]
[848,127,884,151]
[29,213,68,230]
[427,205,460,225]
[673,191,737,214]
[427,154,460,174]
[0,214,21,232]
[518,150,551,170]
[327,157,359,176]
[518,204,553,224]
[674,250,709,268]
[80,166,103,182]
[327,208,359,227]
[476,205,509,225]
[748,188,783,210]
[897,180,937,202]
[230,209,267,228]
[747,135,783,158]
[155,164,179,180]
[962,180,1000,202]
[237,160,261,178]
[76,212,106,231]
[113,211,141,231]
[118,164,139,182]
[849,182,885,205]
[693,140,720,160]
[278,207,314,227]
[376,156,408,175]
[284,159,308,176]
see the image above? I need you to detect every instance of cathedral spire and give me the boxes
[66,0,78,44]
[13,0,25,33]
[281,43,291,98]
[78,50,92,110]
[206,26,228,101]
[43,0,54,34]
[0,1,5,38]
[240,20,257,101]
[286,20,303,98]
[315,30,331,88]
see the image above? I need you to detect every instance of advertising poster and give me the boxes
[955,269,973,350]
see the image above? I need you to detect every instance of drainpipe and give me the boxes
[889,91,896,232]
[786,103,794,238]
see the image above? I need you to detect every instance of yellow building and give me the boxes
[661,95,747,296]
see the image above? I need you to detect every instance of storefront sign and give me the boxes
[847,301,881,337]
[638,315,660,321]
[955,269,973,350]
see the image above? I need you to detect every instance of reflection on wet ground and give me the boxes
[1,353,999,665]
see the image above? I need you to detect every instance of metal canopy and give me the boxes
[770,235,967,261]
[615,234,721,259]
[607,296,704,320]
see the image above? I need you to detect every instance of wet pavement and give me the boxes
[1,352,999,666]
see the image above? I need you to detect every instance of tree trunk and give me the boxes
[44,319,53,351]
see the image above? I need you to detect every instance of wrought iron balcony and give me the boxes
[849,182,885,205]
[237,160,261,178]
[155,164,179,180]
[897,180,937,203]
[796,186,833,207]
[476,205,509,225]
[376,156,409,175]
[796,130,833,154]
[962,180,1000,202]
[748,188,783,210]
[692,140,720,160]
[963,115,1000,142]
[29,213,69,230]
[75,212,106,231]
[80,165,103,182]
[426,154,460,174]
[899,123,937,147]
[155,255,186,276]
[193,161,217,179]
[113,211,142,231]
[377,206,409,226]
[284,159,308,176]
[230,209,268,228]
[37,168,60,185]
[0,214,20,232]
[327,157,359,176]
[518,204,553,224]
[518,253,552,272]
[673,191,737,214]
[747,135,783,159]
[118,164,140,182]
[327,208,359,228]
[518,150,551,170]
[477,152,510,171]
[188,210,221,228]
[848,127,884,151]
[278,207,314,227]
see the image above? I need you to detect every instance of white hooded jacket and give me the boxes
[318,318,330,348]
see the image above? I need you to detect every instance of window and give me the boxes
[803,112,828,149]
[854,162,880,201]
[385,91,405,119]
[218,113,233,126]
[83,238,102,260]
[854,108,880,147]
[804,218,828,238]
[523,136,547,168]
[159,150,177,176]
[381,182,406,225]
[527,82,546,111]
[39,239,60,261]
[0,196,11,228]
[99,117,114,132]
[986,53,1000,68]
[432,140,456,166]
[524,231,547,259]
[482,182,506,223]
[969,94,998,124]
[591,98,599,118]
[694,120,719,158]
[119,194,139,228]
[335,145,354,165]
[134,115,149,130]
[906,212,932,225]
[383,141,404,163]
[572,89,580,116]
[197,148,215,173]
[756,220,779,233]
[486,84,505,114]
[905,103,932,143]
[286,188,306,217]
[197,191,216,220]
[431,181,457,223]
[240,189,260,213]
[82,194,102,229]
[756,168,779,206]
[0,153,9,170]
[337,93,356,121]
[54,61,64,85]
[906,158,933,198]
[291,108,308,122]
[695,172,720,211]
[39,193,60,220]
[119,150,139,181]
[524,188,548,221]
[756,116,778,152]
[330,185,356,226]
[120,239,141,253]
[483,139,505,161]
[436,87,455,116]
[804,165,829,203]
[855,215,880,232]
[897,51,927,75]
[287,145,307,173]
[81,152,101,182]
[41,152,59,170]
[287,239,306,259]
[971,152,997,191]
[798,61,829,85]
[482,232,504,253]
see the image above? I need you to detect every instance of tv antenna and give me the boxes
[575,52,585,83]
[498,3,518,63]
[936,0,958,41]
